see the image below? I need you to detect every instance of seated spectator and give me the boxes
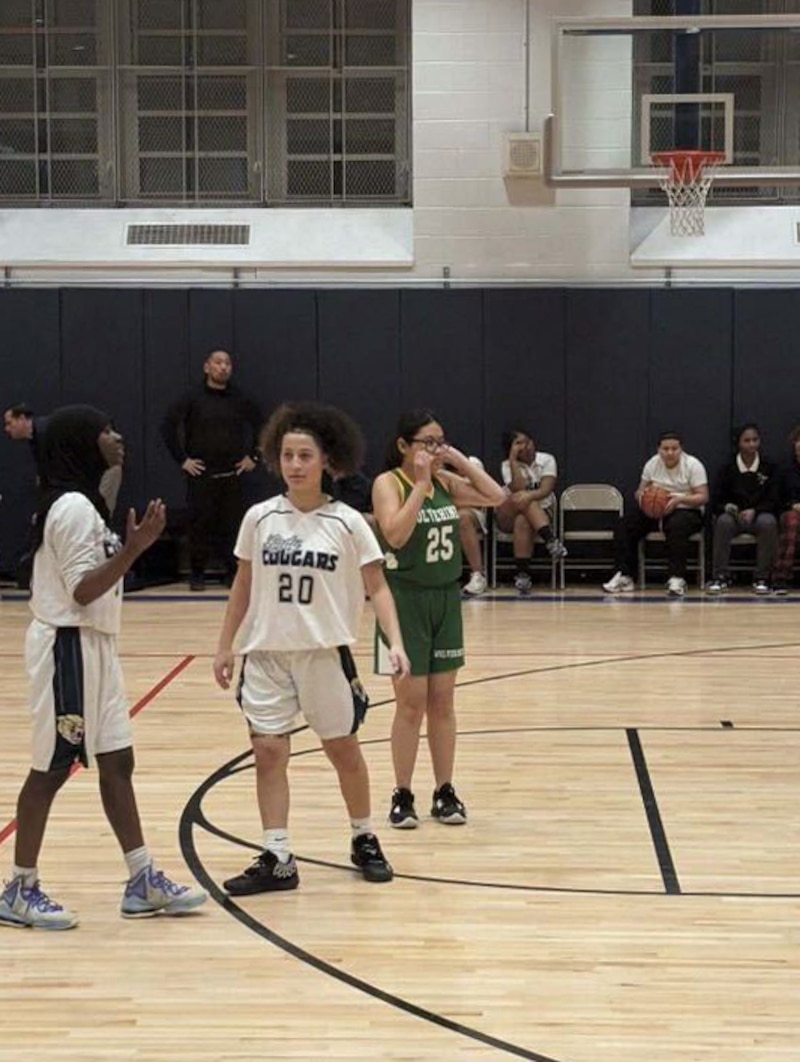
[458,457,489,597]
[496,429,566,595]
[603,431,708,598]
[771,424,800,595]
[706,423,778,595]
[327,468,376,532]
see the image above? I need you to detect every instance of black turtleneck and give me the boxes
[161,381,263,475]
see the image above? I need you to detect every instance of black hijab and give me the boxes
[32,405,112,551]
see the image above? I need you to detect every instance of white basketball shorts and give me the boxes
[236,646,368,741]
[25,620,132,772]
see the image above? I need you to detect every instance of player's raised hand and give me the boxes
[126,499,166,555]
[413,448,434,486]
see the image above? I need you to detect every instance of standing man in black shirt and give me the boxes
[161,350,263,591]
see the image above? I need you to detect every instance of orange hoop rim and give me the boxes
[651,149,726,179]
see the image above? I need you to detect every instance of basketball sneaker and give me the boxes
[223,851,299,896]
[514,572,533,595]
[773,582,790,597]
[431,783,467,825]
[706,576,729,594]
[603,571,635,594]
[463,571,487,597]
[0,876,78,930]
[389,787,418,829]
[667,576,687,598]
[545,537,568,560]
[752,579,770,595]
[350,833,393,883]
[120,865,208,918]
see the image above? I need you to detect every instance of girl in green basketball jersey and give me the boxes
[373,410,505,828]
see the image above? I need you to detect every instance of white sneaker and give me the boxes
[667,576,687,598]
[120,865,207,919]
[463,571,487,597]
[0,876,78,930]
[603,571,635,594]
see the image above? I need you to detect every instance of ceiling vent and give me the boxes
[126,224,251,246]
[503,133,542,178]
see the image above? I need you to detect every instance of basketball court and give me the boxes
[1,585,798,1062]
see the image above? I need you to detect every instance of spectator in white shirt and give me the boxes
[496,429,567,595]
[604,431,708,598]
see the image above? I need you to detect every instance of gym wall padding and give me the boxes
[0,285,796,574]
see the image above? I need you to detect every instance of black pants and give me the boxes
[187,473,244,578]
[614,507,704,579]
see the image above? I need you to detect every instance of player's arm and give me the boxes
[437,448,505,509]
[361,562,410,678]
[213,559,252,689]
[372,469,428,549]
[71,501,166,606]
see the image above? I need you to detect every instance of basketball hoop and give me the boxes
[651,149,726,237]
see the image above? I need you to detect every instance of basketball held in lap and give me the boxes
[639,484,672,520]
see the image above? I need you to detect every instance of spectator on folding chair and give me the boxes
[496,429,566,596]
[457,457,490,597]
[771,424,800,596]
[603,431,708,599]
[706,422,778,596]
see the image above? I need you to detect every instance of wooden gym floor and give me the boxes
[0,586,798,1062]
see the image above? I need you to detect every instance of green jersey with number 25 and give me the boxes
[380,469,462,588]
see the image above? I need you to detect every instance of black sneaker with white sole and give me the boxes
[431,783,467,825]
[389,787,419,829]
[223,851,299,895]
[351,833,393,883]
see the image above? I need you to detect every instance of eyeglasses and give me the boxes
[410,436,447,452]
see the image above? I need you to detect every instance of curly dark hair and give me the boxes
[259,401,365,476]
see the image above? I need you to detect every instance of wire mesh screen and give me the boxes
[633,0,800,204]
[0,0,112,201]
[0,0,411,206]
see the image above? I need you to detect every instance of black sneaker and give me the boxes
[189,574,206,592]
[223,851,299,896]
[431,783,467,825]
[350,833,393,883]
[389,787,419,829]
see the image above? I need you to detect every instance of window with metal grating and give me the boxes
[126,224,251,245]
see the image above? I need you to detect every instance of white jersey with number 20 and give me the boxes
[233,495,383,654]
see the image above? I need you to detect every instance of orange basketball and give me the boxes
[639,484,671,520]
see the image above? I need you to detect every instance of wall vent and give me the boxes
[127,224,251,246]
[503,133,542,178]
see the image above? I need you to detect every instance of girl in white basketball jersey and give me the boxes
[214,402,410,895]
[0,406,207,931]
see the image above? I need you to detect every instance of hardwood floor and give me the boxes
[1,587,798,1062]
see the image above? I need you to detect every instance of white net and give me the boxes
[653,152,724,237]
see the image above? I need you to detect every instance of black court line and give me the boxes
[179,760,563,1062]
[626,729,681,896]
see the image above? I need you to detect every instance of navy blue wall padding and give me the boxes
[143,289,190,508]
[564,290,650,498]
[0,290,61,568]
[399,290,484,462]
[317,290,401,473]
[59,289,145,524]
[483,289,565,479]
[733,290,800,466]
[649,288,733,482]
[2,284,800,575]
[189,289,233,366]
[233,289,319,499]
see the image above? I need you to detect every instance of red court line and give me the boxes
[0,654,195,849]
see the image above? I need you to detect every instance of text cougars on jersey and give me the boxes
[262,532,339,571]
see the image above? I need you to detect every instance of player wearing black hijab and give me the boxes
[0,406,207,930]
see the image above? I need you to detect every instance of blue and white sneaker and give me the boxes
[0,876,78,930]
[120,865,207,919]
